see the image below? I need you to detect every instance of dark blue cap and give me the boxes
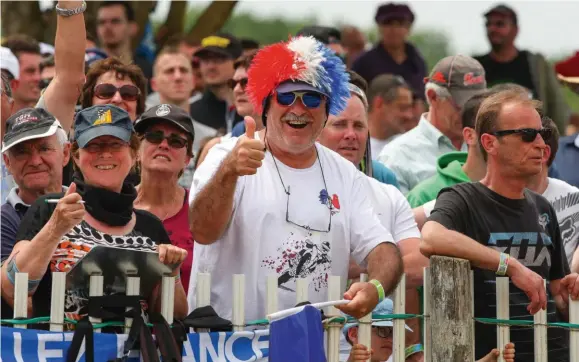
[73,105,134,148]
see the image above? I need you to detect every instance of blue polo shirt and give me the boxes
[1,188,31,264]
[553,134,579,188]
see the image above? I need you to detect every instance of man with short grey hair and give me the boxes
[377,55,486,193]
[1,108,70,266]
[367,74,414,157]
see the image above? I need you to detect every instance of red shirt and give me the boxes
[163,189,194,293]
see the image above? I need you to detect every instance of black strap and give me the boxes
[108,309,160,362]
[67,317,94,362]
[171,319,188,357]
[150,312,182,362]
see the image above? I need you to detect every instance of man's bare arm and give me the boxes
[189,117,265,244]
[398,237,429,288]
[421,220,547,314]
[366,242,403,296]
[189,158,239,245]
[42,0,87,133]
[571,247,579,274]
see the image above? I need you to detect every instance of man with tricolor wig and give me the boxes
[188,36,403,322]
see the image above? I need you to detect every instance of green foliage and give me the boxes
[183,6,317,45]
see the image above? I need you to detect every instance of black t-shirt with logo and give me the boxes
[475,51,537,98]
[428,182,569,362]
[3,192,170,328]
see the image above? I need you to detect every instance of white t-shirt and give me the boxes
[423,178,579,267]
[370,137,389,160]
[338,178,420,361]
[365,176,421,243]
[188,137,393,321]
[543,177,579,267]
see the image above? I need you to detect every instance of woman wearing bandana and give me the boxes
[0,104,188,327]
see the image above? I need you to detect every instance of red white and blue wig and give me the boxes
[246,36,350,116]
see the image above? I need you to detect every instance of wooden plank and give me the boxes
[429,256,474,361]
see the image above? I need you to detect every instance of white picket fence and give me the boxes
[8,262,579,362]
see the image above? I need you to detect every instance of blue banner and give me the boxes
[0,327,269,362]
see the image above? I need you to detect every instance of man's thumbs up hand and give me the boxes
[226,116,265,176]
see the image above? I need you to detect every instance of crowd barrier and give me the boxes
[2,256,579,361]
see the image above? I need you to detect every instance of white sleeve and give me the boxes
[349,171,394,267]
[389,186,421,242]
[188,137,244,207]
[423,199,436,218]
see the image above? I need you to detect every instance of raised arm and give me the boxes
[189,117,264,244]
[41,0,87,133]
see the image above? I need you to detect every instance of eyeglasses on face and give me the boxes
[144,130,188,149]
[94,83,140,102]
[276,91,324,109]
[228,78,248,90]
[84,141,128,153]
[373,326,393,339]
[492,127,552,143]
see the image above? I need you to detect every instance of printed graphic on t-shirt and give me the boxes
[262,236,331,293]
[50,221,158,321]
[487,214,553,268]
[319,189,340,215]
[550,191,579,265]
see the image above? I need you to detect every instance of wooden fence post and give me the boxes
[429,256,474,362]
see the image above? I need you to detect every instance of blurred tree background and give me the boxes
[181,4,578,112]
[1,1,577,111]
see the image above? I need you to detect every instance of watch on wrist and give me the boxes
[55,1,87,17]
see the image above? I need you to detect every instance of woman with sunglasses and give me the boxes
[133,104,195,293]
[81,57,147,122]
[1,105,188,327]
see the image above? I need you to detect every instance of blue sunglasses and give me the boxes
[276,91,324,109]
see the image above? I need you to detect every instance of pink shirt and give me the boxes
[163,189,194,293]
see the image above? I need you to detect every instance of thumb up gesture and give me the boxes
[227,116,265,176]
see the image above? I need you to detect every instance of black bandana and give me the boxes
[73,172,137,226]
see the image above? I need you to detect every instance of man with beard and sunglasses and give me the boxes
[188,37,403,323]
[474,4,570,134]
[421,89,579,362]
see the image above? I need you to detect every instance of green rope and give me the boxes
[3,314,579,331]
[1,317,153,329]
[475,317,579,330]
[245,318,269,326]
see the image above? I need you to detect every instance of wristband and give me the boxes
[369,279,385,302]
[55,1,87,17]
[496,253,510,276]
[405,344,423,358]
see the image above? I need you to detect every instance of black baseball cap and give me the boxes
[135,104,195,140]
[484,4,518,25]
[296,26,342,45]
[375,3,415,25]
[2,108,64,153]
[194,33,243,60]
[73,105,134,148]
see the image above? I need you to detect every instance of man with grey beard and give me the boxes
[187,37,403,324]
